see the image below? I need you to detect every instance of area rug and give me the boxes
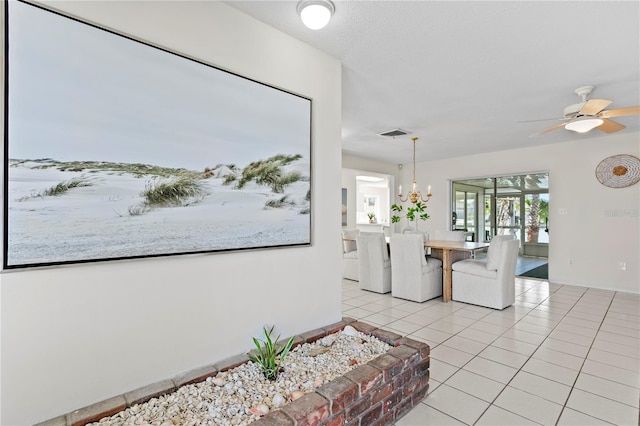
[519,263,548,279]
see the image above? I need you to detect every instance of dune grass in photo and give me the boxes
[127,204,151,216]
[265,195,293,208]
[237,154,303,193]
[42,176,93,196]
[15,176,94,201]
[7,154,310,266]
[268,153,302,165]
[142,176,203,207]
[20,158,204,179]
[223,174,237,185]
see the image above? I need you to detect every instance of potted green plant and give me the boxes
[391,201,430,230]
[367,212,376,224]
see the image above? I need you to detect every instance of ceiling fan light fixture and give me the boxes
[565,116,603,133]
[297,0,334,30]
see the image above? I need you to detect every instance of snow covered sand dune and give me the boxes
[6,160,310,266]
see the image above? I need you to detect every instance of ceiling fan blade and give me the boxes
[579,99,612,115]
[596,118,625,134]
[599,106,640,118]
[529,122,567,137]
[518,117,568,123]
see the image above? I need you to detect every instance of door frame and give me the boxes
[450,171,549,258]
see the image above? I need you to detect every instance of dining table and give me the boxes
[425,240,489,302]
[343,235,489,303]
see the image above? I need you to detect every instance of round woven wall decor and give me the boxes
[595,154,640,188]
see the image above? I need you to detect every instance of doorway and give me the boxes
[341,168,393,234]
[452,173,549,277]
[453,185,478,241]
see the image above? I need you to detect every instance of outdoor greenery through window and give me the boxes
[524,193,549,243]
[452,173,549,257]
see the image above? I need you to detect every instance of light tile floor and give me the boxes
[341,278,640,425]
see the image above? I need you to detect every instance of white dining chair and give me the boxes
[390,233,442,302]
[341,229,359,281]
[356,233,391,293]
[451,235,519,309]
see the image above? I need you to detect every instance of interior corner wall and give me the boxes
[412,132,640,294]
[342,153,401,178]
[0,2,342,424]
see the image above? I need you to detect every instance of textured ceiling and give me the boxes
[226,1,640,164]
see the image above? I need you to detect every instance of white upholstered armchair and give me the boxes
[452,235,519,309]
[390,233,443,302]
[341,229,359,281]
[356,233,391,293]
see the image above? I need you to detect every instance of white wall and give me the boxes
[0,2,342,424]
[409,132,639,293]
[343,154,400,177]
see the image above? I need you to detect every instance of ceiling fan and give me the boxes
[527,85,640,137]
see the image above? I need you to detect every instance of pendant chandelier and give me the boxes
[398,137,431,204]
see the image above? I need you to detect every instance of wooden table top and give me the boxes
[343,236,489,251]
[425,240,489,251]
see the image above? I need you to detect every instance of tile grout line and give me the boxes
[466,282,575,425]
[416,281,563,425]
[419,283,595,424]
[550,288,615,425]
[556,290,640,425]
[344,280,639,425]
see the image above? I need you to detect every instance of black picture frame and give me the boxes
[3,1,312,269]
[341,188,347,226]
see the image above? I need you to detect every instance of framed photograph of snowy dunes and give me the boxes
[3,1,312,269]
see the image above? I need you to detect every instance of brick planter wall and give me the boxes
[254,320,430,426]
[36,318,430,426]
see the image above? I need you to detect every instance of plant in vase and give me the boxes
[367,212,376,224]
[391,201,430,230]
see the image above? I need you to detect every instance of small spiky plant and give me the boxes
[248,326,295,381]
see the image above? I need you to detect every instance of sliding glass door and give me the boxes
[452,173,548,257]
[495,194,521,239]
[523,192,549,256]
[454,190,477,240]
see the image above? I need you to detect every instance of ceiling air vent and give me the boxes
[377,128,411,138]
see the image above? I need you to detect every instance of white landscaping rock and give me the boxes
[341,325,359,336]
[90,328,390,426]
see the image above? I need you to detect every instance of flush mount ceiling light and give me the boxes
[297,0,335,30]
[564,116,604,133]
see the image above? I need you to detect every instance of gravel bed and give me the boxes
[90,326,391,426]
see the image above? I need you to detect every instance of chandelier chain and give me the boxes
[398,136,431,204]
